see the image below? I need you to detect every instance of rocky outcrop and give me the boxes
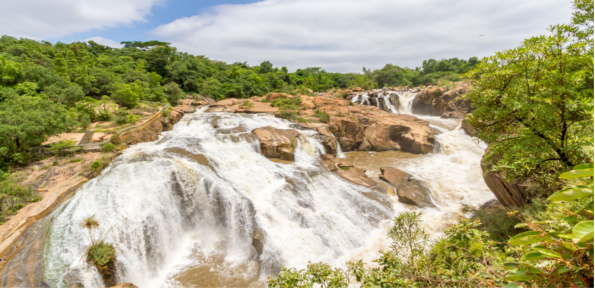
[411,82,473,118]
[294,123,338,155]
[379,167,436,208]
[461,115,476,136]
[320,154,376,187]
[115,105,197,145]
[203,93,435,155]
[252,127,300,161]
[481,150,533,207]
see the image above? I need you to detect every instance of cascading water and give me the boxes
[41,110,395,288]
[30,89,494,288]
[342,90,494,236]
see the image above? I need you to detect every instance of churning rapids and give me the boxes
[8,91,495,287]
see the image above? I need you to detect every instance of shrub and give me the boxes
[49,140,77,156]
[101,143,115,153]
[0,174,39,222]
[87,241,116,272]
[313,110,330,123]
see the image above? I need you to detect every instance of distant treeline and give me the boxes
[0,35,477,168]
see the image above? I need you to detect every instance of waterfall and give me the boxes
[42,112,394,288]
[395,91,417,114]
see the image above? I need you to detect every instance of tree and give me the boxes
[260,60,273,74]
[0,94,75,167]
[53,52,69,80]
[111,83,140,109]
[466,1,593,189]
[164,82,184,105]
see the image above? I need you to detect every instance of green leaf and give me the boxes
[513,223,528,229]
[505,282,522,288]
[573,163,594,170]
[572,221,594,243]
[508,231,550,245]
[560,168,594,179]
[547,185,593,201]
[504,270,533,282]
[522,249,561,260]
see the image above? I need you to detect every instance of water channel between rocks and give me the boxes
[6,92,495,288]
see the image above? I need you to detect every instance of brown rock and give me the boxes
[379,167,436,207]
[111,283,138,288]
[461,115,475,136]
[352,87,362,92]
[481,150,533,207]
[320,154,376,187]
[411,82,473,118]
[252,127,300,161]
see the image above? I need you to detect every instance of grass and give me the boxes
[0,175,40,223]
[68,157,83,163]
[297,118,310,123]
[340,166,350,170]
[313,110,330,123]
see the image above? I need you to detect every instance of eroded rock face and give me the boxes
[320,154,376,187]
[328,114,435,154]
[379,167,435,208]
[252,127,300,161]
[411,82,473,118]
[461,115,476,136]
[481,150,533,207]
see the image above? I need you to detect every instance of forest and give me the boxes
[0,34,476,171]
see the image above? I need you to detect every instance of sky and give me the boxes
[0,0,573,73]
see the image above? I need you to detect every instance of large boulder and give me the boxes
[481,150,534,207]
[252,127,300,161]
[411,82,473,118]
[362,115,435,154]
[379,167,436,208]
[300,123,338,155]
[461,114,476,136]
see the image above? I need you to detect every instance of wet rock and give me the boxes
[164,147,212,169]
[461,115,476,136]
[300,123,338,155]
[111,283,139,288]
[252,127,300,161]
[252,228,265,256]
[379,167,436,208]
[411,82,473,118]
[320,154,376,187]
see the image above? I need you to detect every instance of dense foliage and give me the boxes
[466,0,594,190]
[0,35,473,170]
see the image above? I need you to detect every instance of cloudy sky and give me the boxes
[0,0,572,72]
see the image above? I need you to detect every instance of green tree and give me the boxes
[53,52,69,80]
[466,3,593,189]
[111,82,140,109]
[260,60,273,74]
[0,94,75,166]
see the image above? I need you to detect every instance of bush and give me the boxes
[49,140,77,156]
[86,240,116,272]
[0,174,39,222]
[313,110,330,123]
[101,143,115,153]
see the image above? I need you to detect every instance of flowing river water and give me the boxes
[5,91,495,287]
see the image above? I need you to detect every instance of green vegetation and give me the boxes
[313,109,330,123]
[0,34,477,170]
[101,143,115,153]
[81,215,117,285]
[466,0,593,191]
[0,172,39,223]
[271,96,302,120]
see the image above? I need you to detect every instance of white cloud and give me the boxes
[84,36,124,48]
[0,0,163,39]
[152,0,572,72]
